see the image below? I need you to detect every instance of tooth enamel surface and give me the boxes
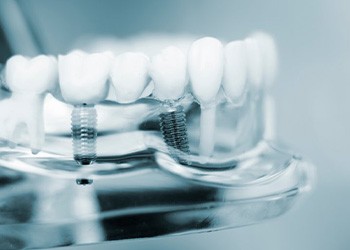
[58,51,112,105]
[223,40,248,103]
[5,55,57,93]
[188,37,224,106]
[149,46,188,101]
[244,38,263,88]
[1,55,58,153]
[251,32,278,87]
[110,52,150,104]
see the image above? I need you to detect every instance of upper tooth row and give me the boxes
[2,32,277,106]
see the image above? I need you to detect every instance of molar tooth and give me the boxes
[58,50,112,105]
[222,40,248,104]
[188,37,224,157]
[2,55,57,153]
[110,52,150,103]
[6,55,57,94]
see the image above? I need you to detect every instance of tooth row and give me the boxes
[0,32,278,153]
[1,33,277,106]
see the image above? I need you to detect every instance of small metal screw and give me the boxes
[71,104,97,165]
[159,103,190,164]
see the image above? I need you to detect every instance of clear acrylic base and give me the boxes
[0,133,314,249]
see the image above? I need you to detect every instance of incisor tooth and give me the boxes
[223,40,248,104]
[251,32,278,87]
[245,38,263,88]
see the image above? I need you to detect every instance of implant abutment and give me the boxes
[71,104,97,166]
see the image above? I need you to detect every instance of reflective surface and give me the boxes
[0,136,313,249]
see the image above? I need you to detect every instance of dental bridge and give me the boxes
[0,32,314,249]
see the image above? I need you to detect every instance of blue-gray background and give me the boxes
[5,0,350,249]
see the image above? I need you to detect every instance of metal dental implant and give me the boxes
[159,102,190,163]
[149,46,190,163]
[71,104,97,165]
[58,50,113,185]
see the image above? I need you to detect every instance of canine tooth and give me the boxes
[149,46,188,101]
[222,40,248,103]
[2,55,57,153]
[188,37,223,106]
[110,52,150,103]
[188,37,224,157]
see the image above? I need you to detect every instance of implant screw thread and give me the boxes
[159,105,190,164]
[72,104,97,165]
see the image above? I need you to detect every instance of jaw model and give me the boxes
[0,32,278,160]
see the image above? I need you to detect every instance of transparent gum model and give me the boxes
[0,46,315,249]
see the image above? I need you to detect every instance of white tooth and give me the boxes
[188,37,224,157]
[251,32,278,87]
[110,52,150,103]
[2,55,57,153]
[149,46,188,101]
[222,40,248,103]
[58,50,112,105]
[6,55,57,94]
[244,38,263,88]
[188,37,224,106]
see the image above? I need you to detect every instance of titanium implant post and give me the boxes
[159,104,190,164]
[71,104,97,165]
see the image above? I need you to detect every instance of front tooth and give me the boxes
[188,37,224,106]
[2,55,58,153]
[149,46,188,101]
[188,37,224,157]
[222,40,248,104]
[244,37,263,88]
[251,32,278,87]
[110,52,150,103]
[58,51,112,105]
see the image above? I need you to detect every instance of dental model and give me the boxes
[188,37,224,157]
[58,50,112,166]
[110,52,150,103]
[222,40,248,104]
[1,55,57,153]
[149,46,190,160]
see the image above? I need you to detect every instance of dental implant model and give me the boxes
[149,46,190,162]
[188,37,224,157]
[2,55,57,153]
[58,51,112,166]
